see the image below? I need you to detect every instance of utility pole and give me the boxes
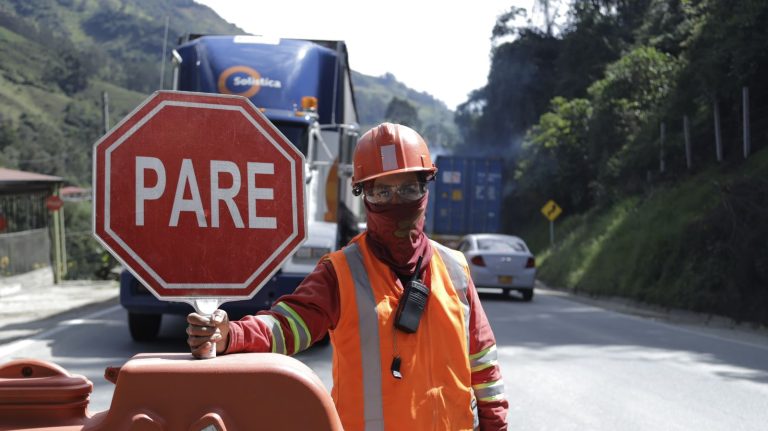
[102,91,109,134]
[159,16,169,90]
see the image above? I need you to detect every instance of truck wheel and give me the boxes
[521,290,534,302]
[314,333,331,347]
[128,312,162,341]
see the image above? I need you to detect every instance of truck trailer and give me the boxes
[120,34,361,341]
[425,156,504,246]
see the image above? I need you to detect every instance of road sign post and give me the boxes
[549,221,554,247]
[93,91,307,356]
[540,199,563,247]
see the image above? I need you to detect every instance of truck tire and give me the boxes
[128,312,162,341]
[314,333,331,347]
[521,290,534,302]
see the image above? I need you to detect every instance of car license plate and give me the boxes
[498,275,513,284]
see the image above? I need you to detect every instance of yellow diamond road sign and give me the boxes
[541,200,562,222]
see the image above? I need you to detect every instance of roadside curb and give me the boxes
[0,292,120,344]
[0,269,119,346]
[0,282,21,297]
[0,295,120,346]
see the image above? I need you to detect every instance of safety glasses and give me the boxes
[363,182,427,204]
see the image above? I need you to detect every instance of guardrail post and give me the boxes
[659,122,666,173]
[713,99,723,162]
[683,115,692,170]
[742,86,751,159]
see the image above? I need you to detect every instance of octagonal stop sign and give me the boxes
[93,91,306,306]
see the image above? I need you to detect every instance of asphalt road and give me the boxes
[2,288,768,430]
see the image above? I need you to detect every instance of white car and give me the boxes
[457,234,536,301]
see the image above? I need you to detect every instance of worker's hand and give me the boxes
[186,309,230,359]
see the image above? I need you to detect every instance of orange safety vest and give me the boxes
[327,234,476,431]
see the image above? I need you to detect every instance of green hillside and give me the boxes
[0,0,244,184]
[352,72,459,149]
[530,149,768,325]
[0,0,455,186]
[0,0,458,278]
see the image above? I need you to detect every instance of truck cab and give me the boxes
[120,35,361,341]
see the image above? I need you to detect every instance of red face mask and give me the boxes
[364,192,433,277]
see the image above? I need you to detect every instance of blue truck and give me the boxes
[121,35,361,341]
[425,156,504,246]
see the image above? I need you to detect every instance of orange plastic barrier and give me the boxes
[0,359,92,430]
[0,353,342,431]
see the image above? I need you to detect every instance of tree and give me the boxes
[0,119,19,169]
[518,97,594,212]
[44,48,91,95]
[421,122,458,149]
[586,46,680,192]
[64,201,118,280]
[384,97,421,130]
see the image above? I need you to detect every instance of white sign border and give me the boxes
[93,92,306,301]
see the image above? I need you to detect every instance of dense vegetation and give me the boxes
[457,0,768,324]
[533,150,768,325]
[0,0,242,184]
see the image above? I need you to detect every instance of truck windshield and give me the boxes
[273,122,309,156]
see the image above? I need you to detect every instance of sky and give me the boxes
[193,0,540,110]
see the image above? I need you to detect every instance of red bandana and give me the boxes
[364,193,433,278]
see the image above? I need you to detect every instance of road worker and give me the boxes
[187,123,509,430]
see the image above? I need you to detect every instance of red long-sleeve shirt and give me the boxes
[227,259,509,430]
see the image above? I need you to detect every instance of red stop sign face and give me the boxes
[45,195,64,211]
[93,91,306,300]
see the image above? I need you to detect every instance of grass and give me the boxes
[0,25,26,44]
[83,79,148,121]
[525,147,768,324]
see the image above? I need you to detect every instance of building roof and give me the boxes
[0,167,63,182]
[0,167,63,193]
[60,186,88,195]
[60,186,92,202]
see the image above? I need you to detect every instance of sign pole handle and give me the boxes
[194,298,223,359]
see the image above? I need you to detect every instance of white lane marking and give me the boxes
[0,305,122,359]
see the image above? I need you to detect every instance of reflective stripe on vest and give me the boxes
[473,378,506,402]
[432,241,471,353]
[469,344,499,372]
[255,314,287,355]
[343,243,385,430]
[273,302,312,354]
[432,241,478,429]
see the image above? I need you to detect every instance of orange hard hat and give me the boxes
[351,123,437,187]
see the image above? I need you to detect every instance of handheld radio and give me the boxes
[393,255,429,333]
